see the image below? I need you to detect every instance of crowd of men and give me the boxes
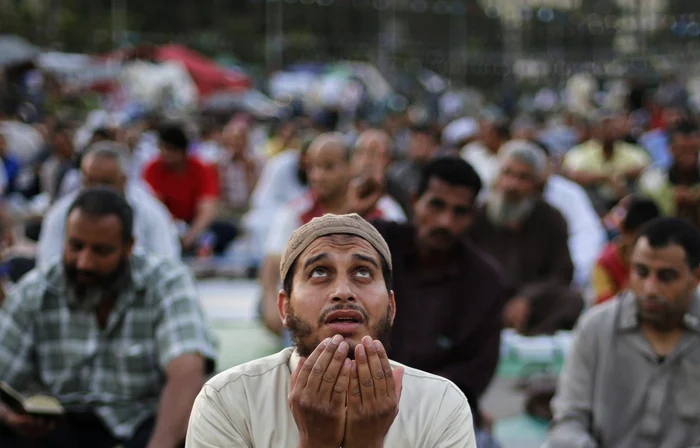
[0,78,698,447]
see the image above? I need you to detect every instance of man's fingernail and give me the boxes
[363,337,372,348]
[324,337,332,346]
[373,340,382,351]
[357,344,366,358]
[338,341,348,353]
[332,334,343,344]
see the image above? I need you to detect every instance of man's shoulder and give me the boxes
[127,185,169,214]
[532,199,568,227]
[3,269,53,313]
[204,348,293,393]
[129,252,191,290]
[576,298,619,335]
[461,238,508,284]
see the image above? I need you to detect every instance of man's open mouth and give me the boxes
[325,310,364,325]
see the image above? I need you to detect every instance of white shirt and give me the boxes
[186,347,476,448]
[544,174,606,288]
[37,183,181,270]
[460,141,499,202]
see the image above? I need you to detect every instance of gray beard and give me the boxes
[486,191,535,228]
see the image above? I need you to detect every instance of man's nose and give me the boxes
[642,276,661,298]
[330,276,355,303]
[76,250,96,271]
[436,209,455,228]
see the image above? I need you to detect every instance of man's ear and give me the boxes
[692,267,700,289]
[125,237,135,257]
[410,193,419,210]
[278,289,290,326]
[388,290,397,326]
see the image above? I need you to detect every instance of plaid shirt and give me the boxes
[0,252,218,439]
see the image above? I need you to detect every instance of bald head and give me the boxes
[307,133,352,201]
[352,129,392,177]
[308,132,350,161]
[81,142,129,193]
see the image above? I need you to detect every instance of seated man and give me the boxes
[470,140,584,335]
[562,110,650,214]
[386,123,441,217]
[640,119,700,228]
[0,188,218,448]
[143,124,219,253]
[547,217,700,448]
[241,134,309,259]
[186,213,476,447]
[38,141,181,270]
[540,143,606,289]
[372,157,507,430]
[592,195,660,305]
[351,129,406,222]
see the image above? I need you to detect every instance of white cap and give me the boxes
[442,117,478,147]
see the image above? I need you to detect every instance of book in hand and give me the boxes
[0,382,65,419]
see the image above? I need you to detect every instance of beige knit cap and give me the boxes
[279,213,392,282]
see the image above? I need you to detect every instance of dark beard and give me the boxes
[286,303,393,360]
[64,258,131,310]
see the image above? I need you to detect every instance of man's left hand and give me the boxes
[343,336,404,448]
[344,176,383,217]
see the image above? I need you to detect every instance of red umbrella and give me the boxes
[154,44,251,99]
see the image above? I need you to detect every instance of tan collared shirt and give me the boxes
[186,347,476,447]
[547,291,700,448]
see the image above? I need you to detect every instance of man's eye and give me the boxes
[310,268,327,278]
[356,268,372,278]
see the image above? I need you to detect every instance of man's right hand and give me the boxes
[1,407,56,440]
[289,335,351,448]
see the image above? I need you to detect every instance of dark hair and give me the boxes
[636,217,700,269]
[158,124,189,151]
[67,187,134,243]
[91,127,114,141]
[416,156,483,199]
[52,120,72,135]
[282,252,393,297]
[622,196,661,232]
[668,119,699,143]
[409,123,439,143]
[493,119,511,141]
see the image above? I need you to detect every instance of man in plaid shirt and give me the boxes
[0,187,218,447]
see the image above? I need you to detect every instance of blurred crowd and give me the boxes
[1,58,700,447]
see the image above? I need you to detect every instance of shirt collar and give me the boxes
[618,290,700,333]
[288,348,302,374]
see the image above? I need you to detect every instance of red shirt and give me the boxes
[143,156,219,223]
[594,242,630,305]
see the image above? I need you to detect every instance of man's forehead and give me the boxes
[632,238,688,266]
[67,210,122,233]
[299,234,380,262]
[425,177,474,203]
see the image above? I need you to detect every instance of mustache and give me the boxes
[317,303,370,326]
[429,228,453,239]
[638,296,667,306]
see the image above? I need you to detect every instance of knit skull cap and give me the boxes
[279,213,392,283]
